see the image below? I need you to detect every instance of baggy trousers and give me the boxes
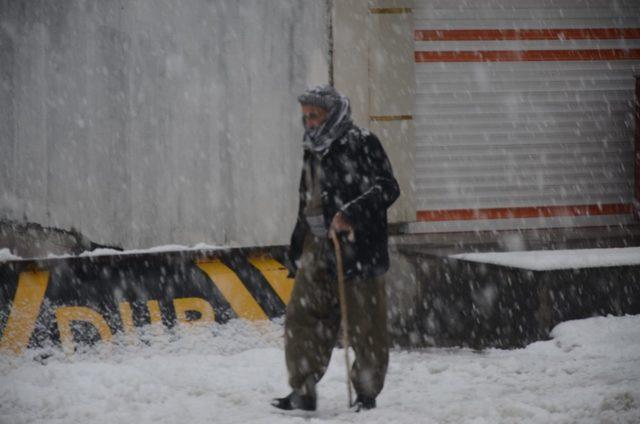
[285,234,389,399]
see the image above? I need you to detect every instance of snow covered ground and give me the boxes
[1,315,639,424]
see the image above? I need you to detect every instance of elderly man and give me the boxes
[272,85,400,412]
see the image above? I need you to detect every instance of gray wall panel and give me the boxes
[0,0,328,249]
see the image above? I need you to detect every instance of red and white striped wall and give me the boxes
[408,0,640,233]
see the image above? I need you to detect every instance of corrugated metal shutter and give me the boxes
[410,0,640,232]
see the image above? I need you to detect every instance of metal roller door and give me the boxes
[410,0,640,232]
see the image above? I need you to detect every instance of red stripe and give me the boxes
[416,203,633,222]
[415,28,640,41]
[415,49,640,62]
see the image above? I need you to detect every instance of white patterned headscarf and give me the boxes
[298,85,353,154]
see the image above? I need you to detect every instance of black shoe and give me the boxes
[271,392,317,411]
[353,394,376,411]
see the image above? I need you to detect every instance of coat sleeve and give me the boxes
[287,166,308,277]
[340,133,400,223]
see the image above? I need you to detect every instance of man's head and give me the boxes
[298,85,340,130]
[298,85,352,153]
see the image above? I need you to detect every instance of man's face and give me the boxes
[301,104,328,130]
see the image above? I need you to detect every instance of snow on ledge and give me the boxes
[0,243,227,262]
[76,243,225,258]
[450,247,640,271]
[0,248,21,262]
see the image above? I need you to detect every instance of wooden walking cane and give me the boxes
[330,231,354,408]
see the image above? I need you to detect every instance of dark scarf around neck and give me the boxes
[302,96,353,155]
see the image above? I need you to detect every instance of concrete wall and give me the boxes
[0,0,328,249]
[332,0,369,128]
[333,0,417,223]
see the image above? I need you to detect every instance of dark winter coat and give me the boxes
[288,125,400,281]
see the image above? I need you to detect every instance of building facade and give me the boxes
[1,0,639,251]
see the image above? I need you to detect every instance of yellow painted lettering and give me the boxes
[0,271,49,354]
[55,306,113,353]
[118,302,136,341]
[173,297,215,326]
[146,300,163,325]
[144,300,165,336]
